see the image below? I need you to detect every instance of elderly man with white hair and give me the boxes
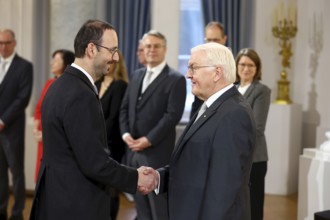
[156,43,256,220]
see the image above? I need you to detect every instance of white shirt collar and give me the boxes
[71,63,95,86]
[0,52,15,66]
[147,60,166,75]
[205,84,234,108]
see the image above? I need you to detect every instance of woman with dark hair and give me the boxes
[33,49,74,182]
[235,48,271,220]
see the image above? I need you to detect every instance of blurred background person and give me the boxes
[136,39,147,67]
[33,49,74,183]
[235,48,271,220]
[190,21,227,119]
[95,50,128,220]
[0,28,33,220]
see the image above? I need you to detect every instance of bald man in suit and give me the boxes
[0,29,33,220]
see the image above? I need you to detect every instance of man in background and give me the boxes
[190,21,227,119]
[137,38,147,67]
[0,29,33,220]
[120,30,186,220]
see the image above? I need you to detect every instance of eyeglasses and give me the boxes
[204,38,223,43]
[94,43,119,59]
[187,65,218,74]
[0,41,14,46]
[144,44,165,50]
[238,63,256,69]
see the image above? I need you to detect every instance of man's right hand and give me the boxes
[137,166,158,195]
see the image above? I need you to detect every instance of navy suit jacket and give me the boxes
[158,86,256,220]
[30,66,138,220]
[120,64,186,168]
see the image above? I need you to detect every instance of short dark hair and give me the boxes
[235,48,262,82]
[205,21,226,37]
[142,30,167,46]
[52,49,75,73]
[74,20,115,58]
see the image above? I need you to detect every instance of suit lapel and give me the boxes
[131,69,146,108]
[242,82,256,99]
[171,86,239,162]
[137,65,169,107]
[0,55,19,94]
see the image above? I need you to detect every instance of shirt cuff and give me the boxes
[154,171,160,195]
[122,132,130,140]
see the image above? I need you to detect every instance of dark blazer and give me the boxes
[0,54,33,139]
[119,64,186,168]
[241,81,270,162]
[158,86,256,220]
[95,79,127,162]
[29,66,138,220]
[0,54,33,216]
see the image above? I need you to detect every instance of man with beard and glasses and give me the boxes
[29,20,158,220]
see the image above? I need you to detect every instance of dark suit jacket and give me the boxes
[29,66,138,220]
[119,65,186,168]
[95,79,127,162]
[158,86,256,220]
[0,54,33,152]
[241,81,271,162]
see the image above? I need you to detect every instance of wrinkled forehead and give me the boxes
[189,50,208,64]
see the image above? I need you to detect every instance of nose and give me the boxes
[186,70,192,79]
[112,52,119,62]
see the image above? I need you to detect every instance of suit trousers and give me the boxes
[0,133,26,216]
[250,161,267,220]
[134,192,168,220]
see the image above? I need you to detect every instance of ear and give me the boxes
[213,66,222,82]
[86,43,96,57]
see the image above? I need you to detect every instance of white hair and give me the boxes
[191,43,236,83]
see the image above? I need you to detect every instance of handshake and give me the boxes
[137,166,159,195]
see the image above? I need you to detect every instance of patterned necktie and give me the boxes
[0,60,7,84]
[142,71,153,93]
[194,102,207,123]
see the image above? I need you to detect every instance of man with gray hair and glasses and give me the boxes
[120,30,186,220]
